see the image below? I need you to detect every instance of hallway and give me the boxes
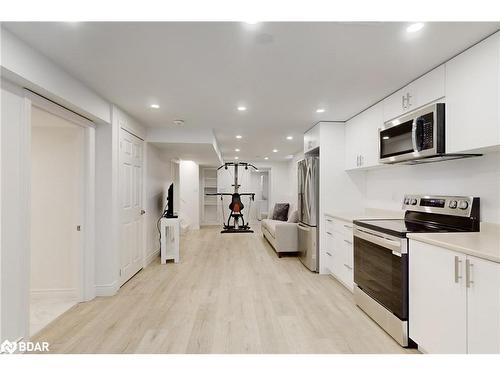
[32,226,414,354]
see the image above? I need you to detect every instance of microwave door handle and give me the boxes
[411,119,418,152]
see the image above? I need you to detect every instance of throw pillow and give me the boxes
[287,210,298,223]
[272,203,290,221]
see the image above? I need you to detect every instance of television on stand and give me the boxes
[164,183,178,218]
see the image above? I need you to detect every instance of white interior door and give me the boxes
[119,129,144,286]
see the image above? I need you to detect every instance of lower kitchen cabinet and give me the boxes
[409,239,500,354]
[324,215,354,291]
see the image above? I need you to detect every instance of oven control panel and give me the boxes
[402,194,478,217]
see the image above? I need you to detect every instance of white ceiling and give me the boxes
[4,22,500,161]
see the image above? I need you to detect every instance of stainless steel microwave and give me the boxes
[378,103,480,164]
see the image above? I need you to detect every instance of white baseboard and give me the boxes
[95,280,118,297]
[30,288,78,301]
[144,249,160,266]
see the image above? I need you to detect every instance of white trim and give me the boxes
[23,90,96,337]
[27,91,95,129]
[20,94,31,342]
[95,281,119,297]
[144,249,160,267]
[30,288,78,300]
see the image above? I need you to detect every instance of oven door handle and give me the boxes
[354,228,402,254]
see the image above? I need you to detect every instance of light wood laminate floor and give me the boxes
[33,226,416,354]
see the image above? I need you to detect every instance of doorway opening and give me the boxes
[250,168,270,222]
[29,106,85,336]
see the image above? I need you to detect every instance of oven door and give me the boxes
[353,227,408,320]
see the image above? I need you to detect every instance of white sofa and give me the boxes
[261,216,298,257]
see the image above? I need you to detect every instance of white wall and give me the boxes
[179,160,200,230]
[364,152,500,223]
[1,81,30,342]
[252,161,293,213]
[1,28,111,124]
[30,110,83,295]
[144,144,173,263]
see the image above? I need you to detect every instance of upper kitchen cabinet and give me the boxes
[382,65,445,122]
[304,123,320,153]
[445,32,500,153]
[345,101,383,170]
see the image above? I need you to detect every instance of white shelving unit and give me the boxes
[201,168,220,225]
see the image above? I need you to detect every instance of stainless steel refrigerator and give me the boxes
[297,156,319,271]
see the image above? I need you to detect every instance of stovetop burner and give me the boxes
[353,218,470,238]
[354,194,480,237]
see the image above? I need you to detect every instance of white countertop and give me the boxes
[407,222,500,264]
[324,208,404,223]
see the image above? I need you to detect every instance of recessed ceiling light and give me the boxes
[150,104,160,109]
[286,136,293,140]
[316,108,325,113]
[264,157,269,160]
[272,149,278,153]
[234,156,239,160]
[236,135,242,139]
[406,23,424,33]
[237,106,247,111]
[235,148,240,152]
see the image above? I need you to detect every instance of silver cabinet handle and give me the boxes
[454,256,462,283]
[407,92,412,107]
[466,259,474,288]
[343,224,352,229]
[360,155,364,166]
[326,231,333,235]
[326,218,333,223]
[402,95,406,109]
[344,263,353,270]
[344,239,353,245]
[326,252,332,256]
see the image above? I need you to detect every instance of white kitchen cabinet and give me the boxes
[304,123,320,153]
[382,65,445,122]
[409,240,467,353]
[325,217,354,291]
[445,32,500,153]
[466,255,500,354]
[409,239,500,354]
[344,101,383,170]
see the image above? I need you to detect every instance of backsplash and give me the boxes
[364,151,500,223]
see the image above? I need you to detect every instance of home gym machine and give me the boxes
[207,162,257,234]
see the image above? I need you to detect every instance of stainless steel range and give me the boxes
[353,194,480,347]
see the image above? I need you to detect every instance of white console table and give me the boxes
[160,217,180,264]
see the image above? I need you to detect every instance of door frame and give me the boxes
[27,90,96,305]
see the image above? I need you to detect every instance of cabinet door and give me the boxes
[446,32,500,153]
[409,240,467,353]
[359,102,383,168]
[341,236,354,291]
[382,88,406,122]
[331,236,346,281]
[407,65,445,110]
[304,124,320,153]
[466,255,500,354]
[344,117,360,170]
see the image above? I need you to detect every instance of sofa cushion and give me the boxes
[262,219,277,237]
[271,203,290,221]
